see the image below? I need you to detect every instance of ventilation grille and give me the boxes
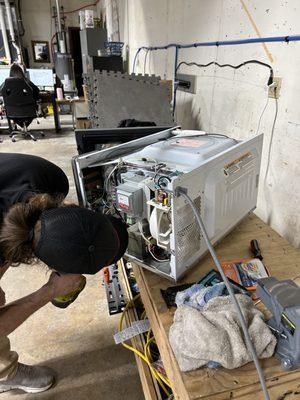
[221,171,255,217]
[176,196,201,265]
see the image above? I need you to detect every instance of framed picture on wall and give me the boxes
[31,41,50,63]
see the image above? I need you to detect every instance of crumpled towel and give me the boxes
[175,282,227,309]
[169,294,277,372]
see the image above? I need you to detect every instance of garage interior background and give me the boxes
[21,0,300,248]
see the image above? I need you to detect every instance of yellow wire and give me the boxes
[145,330,152,361]
[144,337,155,363]
[122,340,170,395]
[120,299,171,389]
[119,296,172,395]
[144,335,169,395]
[146,329,152,342]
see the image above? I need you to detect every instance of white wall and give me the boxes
[121,0,300,247]
[21,0,98,67]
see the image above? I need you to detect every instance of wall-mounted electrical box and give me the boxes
[269,77,282,99]
[176,73,197,94]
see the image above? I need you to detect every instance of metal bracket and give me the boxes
[104,264,126,315]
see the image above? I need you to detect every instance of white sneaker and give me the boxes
[0,363,55,394]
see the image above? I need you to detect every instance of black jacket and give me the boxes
[0,153,69,265]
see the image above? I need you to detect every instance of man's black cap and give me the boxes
[34,207,128,274]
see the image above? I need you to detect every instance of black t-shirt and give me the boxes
[0,153,69,224]
[0,153,69,266]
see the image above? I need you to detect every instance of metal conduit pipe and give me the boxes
[55,0,66,53]
[4,0,21,63]
[55,0,62,34]
[132,34,300,73]
[0,5,11,64]
[136,34,300,52]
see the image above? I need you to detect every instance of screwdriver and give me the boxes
[103,267,110,285]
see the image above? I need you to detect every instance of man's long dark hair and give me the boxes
[9,64,25,79]
[0,194,63,267]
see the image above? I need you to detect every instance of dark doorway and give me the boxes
[68,27,83,96]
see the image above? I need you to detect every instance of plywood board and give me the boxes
[132,214,300,399]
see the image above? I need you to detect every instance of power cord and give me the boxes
[174,59,274,114]
[264,87,279,182]
[119,295,172,396]
[256,95,269,136]
[175,187,270,400]
[143,49,150,75]
[175,60,273,86]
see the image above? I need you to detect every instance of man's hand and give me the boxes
[45,272,83,299]
[0,273,85,337]
[62,200,77,206]
[0,287,5,306]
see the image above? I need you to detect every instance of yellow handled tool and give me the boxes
[51,275,86,309]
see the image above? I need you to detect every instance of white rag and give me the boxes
[169,294,276,371]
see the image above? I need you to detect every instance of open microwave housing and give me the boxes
[72,127,263,281]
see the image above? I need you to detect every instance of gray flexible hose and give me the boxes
[178,189,270,400]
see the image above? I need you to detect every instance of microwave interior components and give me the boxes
[72,127,263,281]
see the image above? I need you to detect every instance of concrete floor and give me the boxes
[0,117,144,399]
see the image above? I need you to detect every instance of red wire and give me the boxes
[63,0,100,14]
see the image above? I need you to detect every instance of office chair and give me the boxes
[1,77,44,142]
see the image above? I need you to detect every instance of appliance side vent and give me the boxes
[176,196,201,265]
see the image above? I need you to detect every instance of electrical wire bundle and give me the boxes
[176,59,274,85]
[119,295,172,397]
[173,59,279,183]
[148,244,169,263]
[174,59,274,113]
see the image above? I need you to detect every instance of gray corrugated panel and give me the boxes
[83,72,173,127]
[94,70,161,84]
[93,73,173,128]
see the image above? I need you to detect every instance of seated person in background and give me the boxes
[0,64,40,101]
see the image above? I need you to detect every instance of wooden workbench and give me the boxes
[132,214,300,399]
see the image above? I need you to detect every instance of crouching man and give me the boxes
[0,153,128,394]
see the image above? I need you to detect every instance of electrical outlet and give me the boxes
[268,77,282,99]
[176,73,197,94]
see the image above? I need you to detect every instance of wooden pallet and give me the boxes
[131,214,300,399]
